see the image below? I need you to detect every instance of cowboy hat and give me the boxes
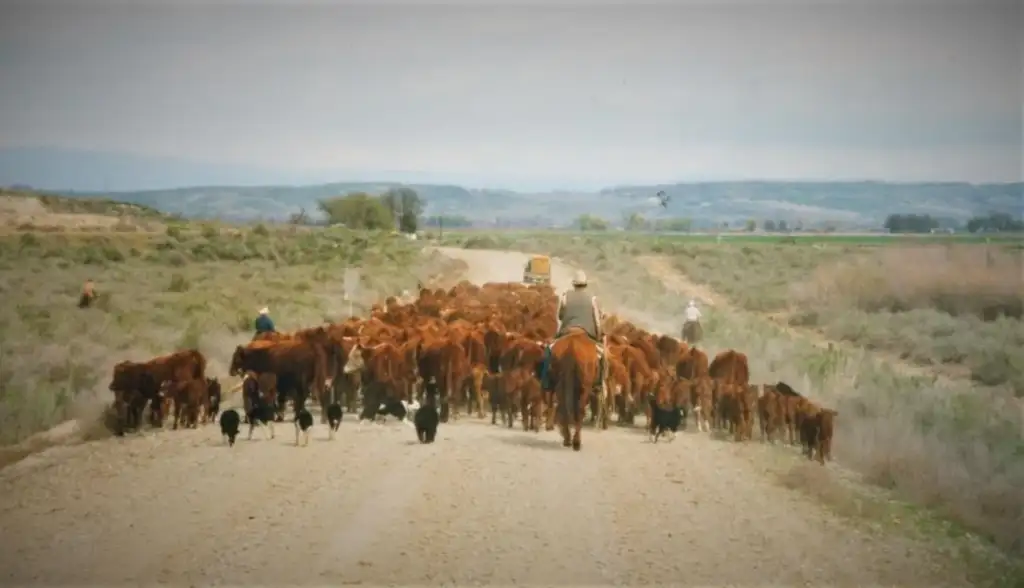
[572,270,588,286]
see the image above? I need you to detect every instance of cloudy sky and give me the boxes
[0,0,1020,189]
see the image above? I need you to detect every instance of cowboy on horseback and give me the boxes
[681,299,702,343]
[254,306,276,336]
[540,270,606,393]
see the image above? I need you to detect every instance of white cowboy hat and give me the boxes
[572,270,588,286]
[258,307,269,315]
[687,300,696,307]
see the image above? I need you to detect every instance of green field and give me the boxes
[433,227,1024,245]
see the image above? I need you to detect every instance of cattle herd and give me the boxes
[108,280,837,461]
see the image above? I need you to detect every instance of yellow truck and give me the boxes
[522,254,551,285]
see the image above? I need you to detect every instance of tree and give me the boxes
[624,212,648,231]
[380,187,425,233]
[317,193,394,230]
[576,214,609,231]
[763,219,776,232]
[883,213,938,234]
[777,219,789,232]
[966,212,1024,233]
[744,219,757,232]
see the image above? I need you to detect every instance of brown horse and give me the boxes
[548,328,600,451]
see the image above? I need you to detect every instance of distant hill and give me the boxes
[1,147,1019,228]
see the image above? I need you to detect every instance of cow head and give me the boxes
[342,341,366,374]
[206,377,221,401]
[108,361,139,392]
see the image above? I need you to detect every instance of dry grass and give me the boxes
[796,246,1023,320]
[0,220,463,447]
[637,238,1024,394]
[438,230,1024,559]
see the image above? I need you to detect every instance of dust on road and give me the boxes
[0,247,967,586]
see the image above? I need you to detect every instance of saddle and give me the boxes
[551,327,604,353]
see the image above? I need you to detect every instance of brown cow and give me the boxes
[757,384,785,443]
[229,340,326,421]
[800,406,838,464]
[691,376,713,432]
[108,349,207,435]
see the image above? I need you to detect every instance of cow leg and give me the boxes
[475,381,487,420]
[319,386,329,424]
[172,395,183,431]
[532,397,544,432]
[599,383,610,431]
[505,391,516,429]
[544,391,557,431]
[114,395,128,436]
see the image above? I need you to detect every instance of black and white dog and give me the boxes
[246,399,276,441]
[295,408,314,447]
[326,402,343,440]
[219,409,241,446]
[358,383,418,428]
[647,392,682,443]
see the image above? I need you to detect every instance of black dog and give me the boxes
[648,393,682,443]
[295,408,314,447]
[326,403,343,440]
[246,399,276,441]
[219,409,241,446]
[415,382,440,444]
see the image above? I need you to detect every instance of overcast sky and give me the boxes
[0,0,1020,188]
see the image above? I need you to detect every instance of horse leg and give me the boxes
[557,382,572,447]
[544,390,557,431]
[598,384,610,430]
[559,403,572,447]
[571,391,584,452]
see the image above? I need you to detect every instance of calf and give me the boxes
[757,384,784,443]
[205,377,222,423]
[171,378,207,430]
[801,408,837,465]
[326,402,343,440]
[219,409,241,446]
[295,408,314,447]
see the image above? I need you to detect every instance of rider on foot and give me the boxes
[542,270,606,392]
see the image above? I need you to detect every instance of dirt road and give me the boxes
[0,248,965,586]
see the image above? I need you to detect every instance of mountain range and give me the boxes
[1,147,1019,228]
